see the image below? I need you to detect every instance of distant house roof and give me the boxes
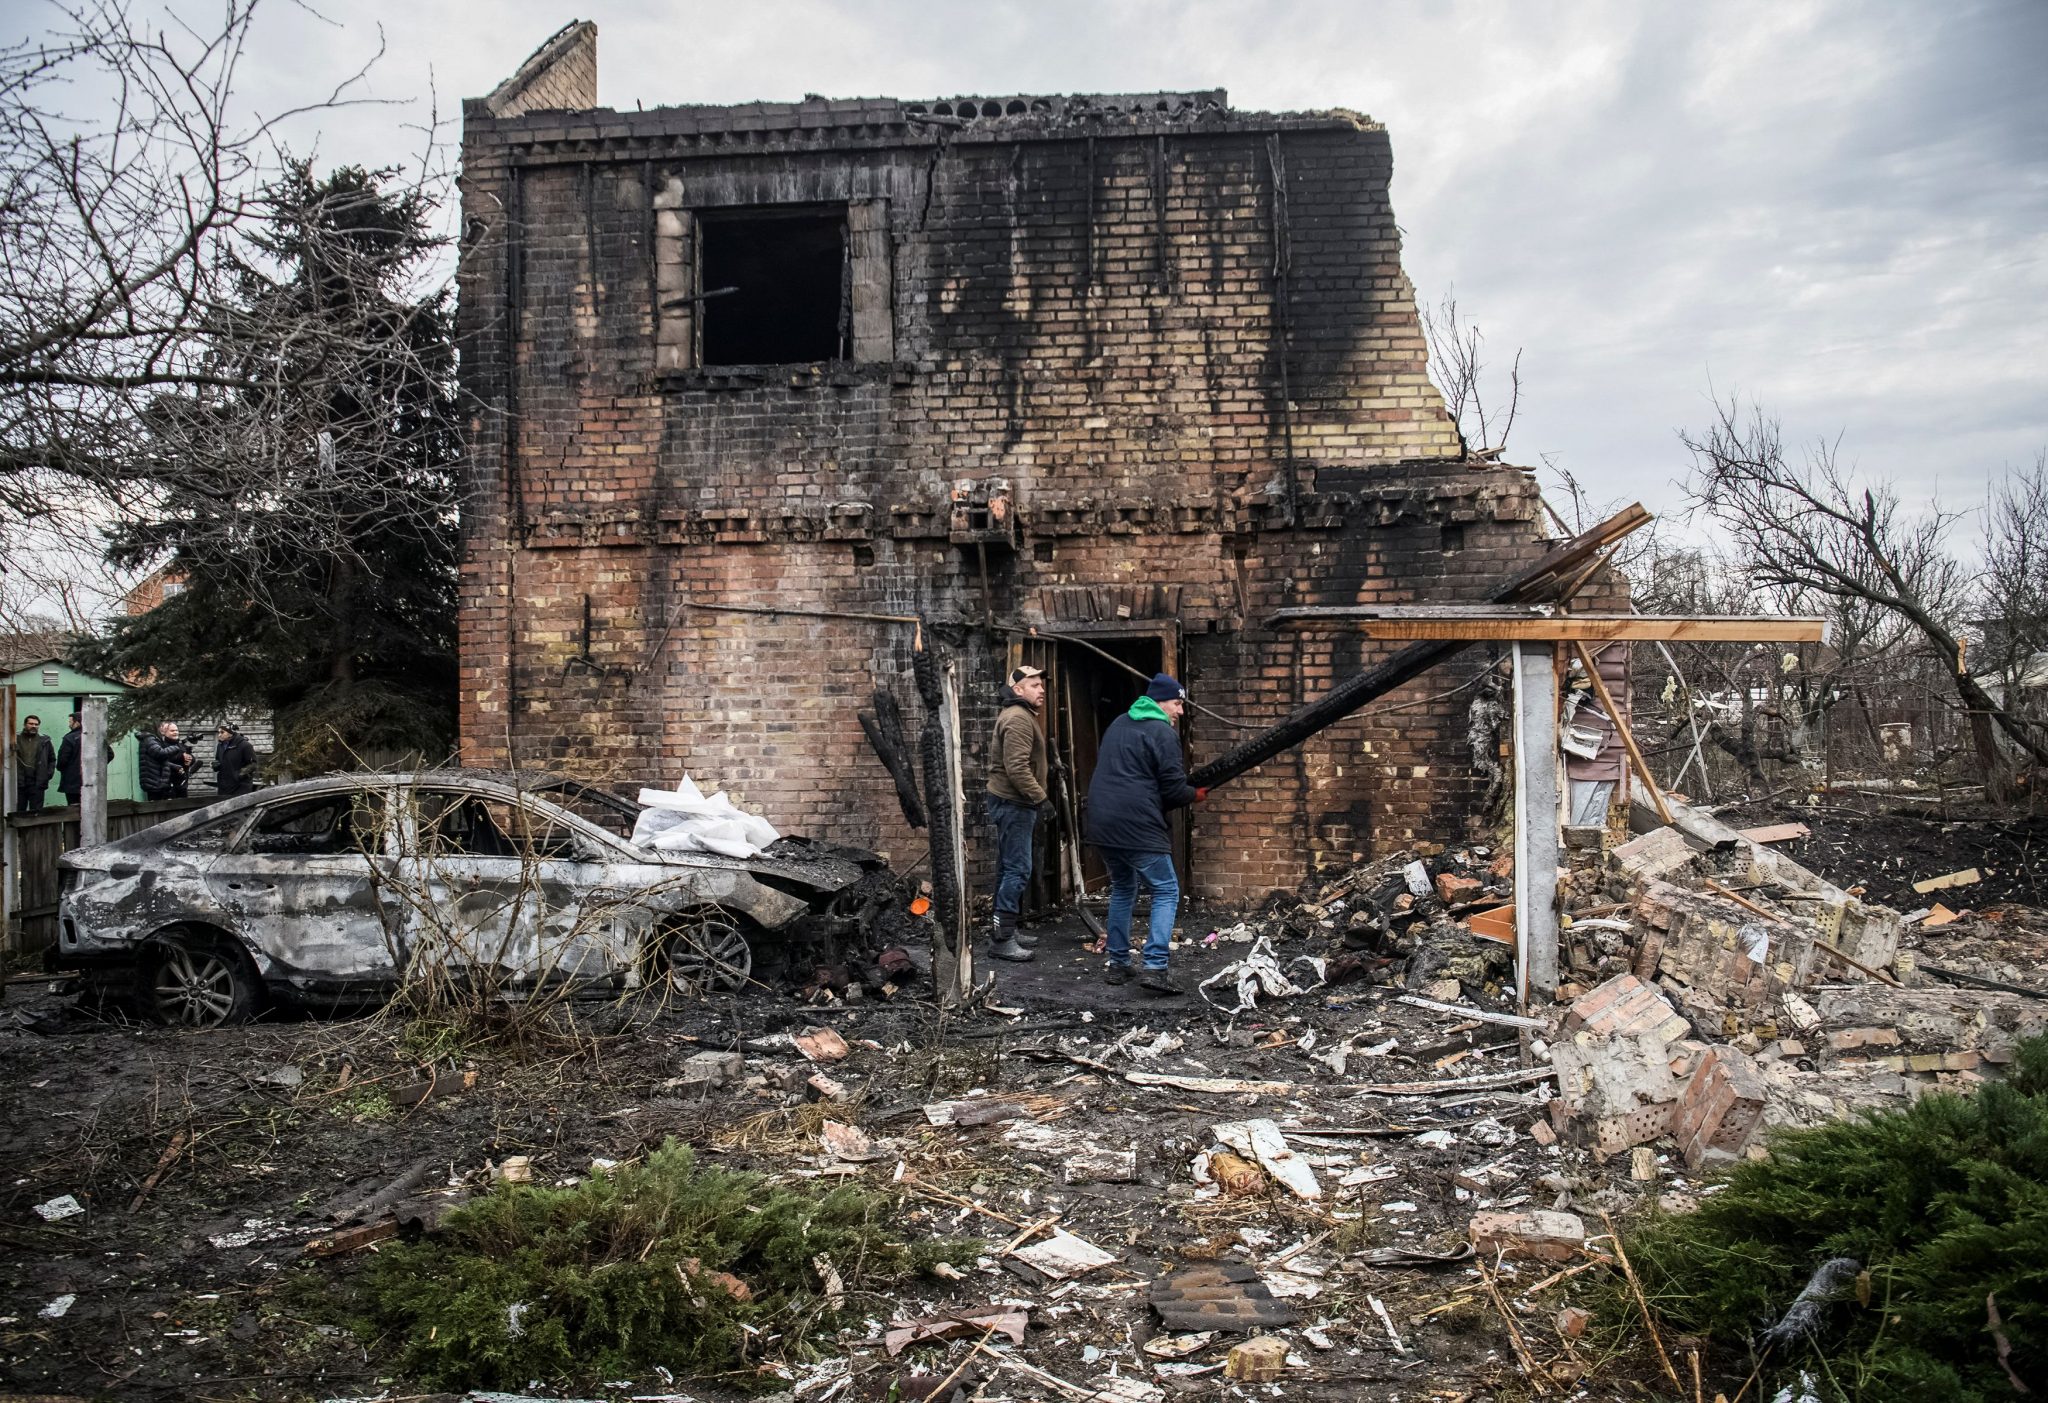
[3,657,130,694]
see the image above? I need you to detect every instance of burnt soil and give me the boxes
[0,913,1686,1403]
[1715,796,2048,910]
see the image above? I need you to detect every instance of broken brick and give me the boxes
[1610,827,1698,885]
[1826,1027,1901,1053]
[1670,1045,1770,1170]
[1435,872,1483,904]
[1470,1209,1586,1263]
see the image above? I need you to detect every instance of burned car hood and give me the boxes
[637,836,873,895]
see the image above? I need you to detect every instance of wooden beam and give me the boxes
[1270,613,1823,643]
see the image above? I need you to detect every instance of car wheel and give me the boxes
[147,931,262,1028]
[654,912,754,994]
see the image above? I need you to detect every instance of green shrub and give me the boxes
[359,1139,975,1390]
[1624,1035,2048,1401]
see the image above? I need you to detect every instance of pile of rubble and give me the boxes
[1243,801,2047,1165]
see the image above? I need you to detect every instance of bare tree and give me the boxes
[0,0,380,543]
[1979,452,2048,678]
[1421,287,1521,461]
[1683,400,2048,801]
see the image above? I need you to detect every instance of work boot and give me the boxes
[1137,968,1183,996]
[1103,963,1132,986]
[1013,925,1041,948]
[991,936,1035,963]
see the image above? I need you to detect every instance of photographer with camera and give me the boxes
[140,721,194,801]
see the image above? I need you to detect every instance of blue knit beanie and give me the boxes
[1145,673,1186,702]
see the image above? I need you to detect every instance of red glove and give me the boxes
[1195,787,1209,802]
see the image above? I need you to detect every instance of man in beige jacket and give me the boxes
[984,664,1049,962]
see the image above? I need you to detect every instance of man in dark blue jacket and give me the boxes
[1087,673,1203,994]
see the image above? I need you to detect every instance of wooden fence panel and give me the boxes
[4,798,208,956]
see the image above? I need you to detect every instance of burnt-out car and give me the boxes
[55,771,876,1026]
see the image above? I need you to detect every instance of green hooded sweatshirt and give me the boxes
[1126,696,1172,724]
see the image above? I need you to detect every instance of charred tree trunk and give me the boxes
[913,642,971,1006]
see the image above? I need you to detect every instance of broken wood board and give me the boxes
[1394,994,1549,1030]
[1350,1065,1557,1096]
[924,1097,1033,1127]
[1125,1072,1296,1096]
[1010,1229,1118,1280]
[1466,904,1516,945]
[1920,904,1960,928]
[1913,868,1982,894]
[1211,1119,1320,1201]
[884,1306,1029,1356]
[300,1218,400,1259]
[1738,822,1811,844]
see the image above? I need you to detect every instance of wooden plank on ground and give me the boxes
[1738,823,1811,844]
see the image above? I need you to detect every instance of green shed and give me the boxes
[3,659,142,805]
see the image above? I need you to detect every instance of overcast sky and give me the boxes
[48,0,2048,527]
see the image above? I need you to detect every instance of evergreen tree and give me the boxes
[74,163,460,774]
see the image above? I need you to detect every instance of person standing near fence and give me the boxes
[12,714,56,814]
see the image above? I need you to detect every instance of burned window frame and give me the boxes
[652,177,893,373]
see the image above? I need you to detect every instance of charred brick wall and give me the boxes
[457,82,1552,901]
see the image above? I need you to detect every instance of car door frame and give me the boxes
[200,780,405,999]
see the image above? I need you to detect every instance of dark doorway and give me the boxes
[698,206,846,365]
[1023,631,1188,916]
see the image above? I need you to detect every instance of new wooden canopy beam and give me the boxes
[1268,609,1823,643]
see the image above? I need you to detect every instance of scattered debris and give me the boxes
[795,1026,851,1062]
[1009,1229,1117,1281]
[1470,1209,1587,1262]
[1912,867,1982,895]
[1211,1119,1320,1201]
[1196,936,1324,1015]
[1148,1263,1300,1331]
[884,1306,1030,1356]
[1223,1336,1290,1381]
[32,1194,83,1222]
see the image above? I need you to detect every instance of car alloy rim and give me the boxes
[155,945,238,1026]
[665,916,752,994]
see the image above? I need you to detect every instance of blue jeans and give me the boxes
[1101,848,1179,970]
[985,794,1038,924]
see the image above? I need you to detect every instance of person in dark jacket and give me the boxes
[56,713,81,805]
[55,713,114,807]
[1086,673,1204,994]
[12,714,56,813]
[214,723,258,797]
[983,665,1049,963]
[139,722,193,801]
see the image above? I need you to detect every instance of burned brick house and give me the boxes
[456,22,1557,903]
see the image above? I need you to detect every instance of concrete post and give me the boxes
[1511,642,1561,1003]
[80,697,109,850]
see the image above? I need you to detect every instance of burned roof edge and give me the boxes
[460,92,1382,160]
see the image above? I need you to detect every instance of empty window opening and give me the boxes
[699,206,846,365]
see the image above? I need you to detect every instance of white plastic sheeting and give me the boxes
[630,775,781,859]
[1197,935,1326,1016]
